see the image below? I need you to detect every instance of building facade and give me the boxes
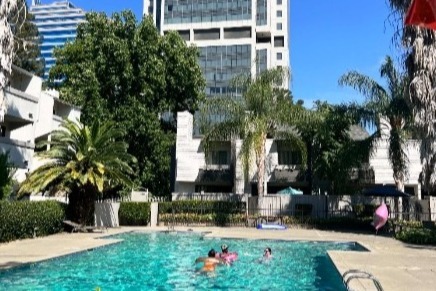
[175,111,423,198]
[30,0,86,79]
[0,65,81,182]
[144,0,290,96]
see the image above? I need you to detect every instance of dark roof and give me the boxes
[348,125,370,141]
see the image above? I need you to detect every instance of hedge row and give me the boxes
[395,228,436,245]
[0,201,66,243]
[158,200,245,215]
[119,202,151,226]
[159,213,247,226]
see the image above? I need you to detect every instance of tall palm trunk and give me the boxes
[394,172,405,192]
[68,183,97,225]
[255,133,267,196]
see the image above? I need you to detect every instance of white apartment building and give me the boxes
[0,65,81,182]
[144,0,289,96]
[30,1,86,79]
[175,111,423,198]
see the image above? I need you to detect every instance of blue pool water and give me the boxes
[0,232,366,290]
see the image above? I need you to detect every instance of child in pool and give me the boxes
[195,249,227,272]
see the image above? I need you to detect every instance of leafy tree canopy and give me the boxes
[12,0,44,76]
[48,11,206,196]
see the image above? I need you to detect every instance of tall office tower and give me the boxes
[30,1,86,79]
[143,0,289,97]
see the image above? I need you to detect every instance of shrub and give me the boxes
[0,200,66,243]
[158,200,245,215]
[119,202,150,226]
[395,228,436,245]
[157,200,246,226]
[353,204,378,218]
[159,213,247,226]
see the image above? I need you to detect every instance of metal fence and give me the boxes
[163,193,436,227]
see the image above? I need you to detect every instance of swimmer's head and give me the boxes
[208,249,216,257]
[264,247,271,255]
[221,244,229,253]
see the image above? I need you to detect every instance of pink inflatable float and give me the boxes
[216,252,238,263]
[372,203,388,231]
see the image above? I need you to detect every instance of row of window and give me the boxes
[206,150,302,166]
[199,45,252,96]
[164,0,252,24]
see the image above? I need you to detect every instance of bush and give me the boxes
[0,201,66,243]
[159,213,247,226]
[353,204,378,218]
[158,200,245,215]
[395,228,436,245]
[157,200,246,226]
[119,202,150,226]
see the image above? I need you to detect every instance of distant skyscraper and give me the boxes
[30,1,86,79]
[143,0,290,96]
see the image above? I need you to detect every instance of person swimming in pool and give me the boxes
[217,244,238,263]
[195,249,227,272]
[263,247,272,259]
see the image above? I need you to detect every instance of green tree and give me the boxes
[339,56,413,192]
[299,102,374,195]
[48,11,205,196]
[18,119,136,224]
[11,0,44,76]
[0,152,16,200]
[200,67,306,196]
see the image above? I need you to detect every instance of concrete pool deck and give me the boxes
[0,227,435,290]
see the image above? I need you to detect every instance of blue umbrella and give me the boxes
[277,187,303,195]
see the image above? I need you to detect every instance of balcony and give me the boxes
[196,165,233,185]
[52,114,63,129]
[4,87,38,125]
[0,137,34,169]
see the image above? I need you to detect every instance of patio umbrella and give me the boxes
[277,187,303,195]
[405,0,436,30]
[362,186,411,198]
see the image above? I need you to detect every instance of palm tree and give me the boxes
[199,67,307,196]
[19,119,137,223]
[339,56,413,192]
[389,0,436,194]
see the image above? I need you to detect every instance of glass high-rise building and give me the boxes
[30,1,86,79]
[143,0,290,96]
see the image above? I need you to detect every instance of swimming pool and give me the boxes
[0,231,366,290]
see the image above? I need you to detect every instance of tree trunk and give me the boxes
[256,133,267,197]
[67,183,97,225]
[394,172,405,193]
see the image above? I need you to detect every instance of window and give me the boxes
[277,52,282,60]
[167,5,173,12]
[274,36,285,47]
[277,23,282,30]
[211,150,228,165]
[277,0,282,4]
[277,10,282,17]
[277,141,302,165]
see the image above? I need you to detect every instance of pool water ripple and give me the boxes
[0,232,366,290]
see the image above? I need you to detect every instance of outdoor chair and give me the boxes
[63,220,106,233]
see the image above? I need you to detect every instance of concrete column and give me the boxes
[150,202,158,227]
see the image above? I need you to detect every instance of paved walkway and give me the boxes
[1,227,435,290]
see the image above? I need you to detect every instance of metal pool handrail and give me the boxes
[342,269,383,291]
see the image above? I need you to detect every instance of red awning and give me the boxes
[405,0,436,30]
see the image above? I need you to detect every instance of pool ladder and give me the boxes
[342,269,383,291]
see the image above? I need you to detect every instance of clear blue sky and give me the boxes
[31,1,400,108]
